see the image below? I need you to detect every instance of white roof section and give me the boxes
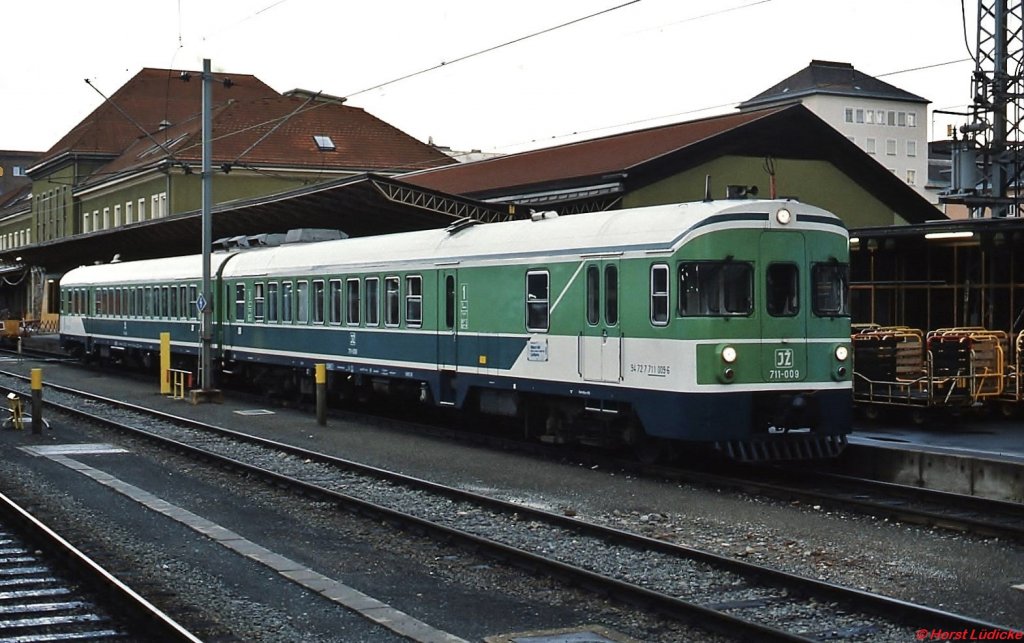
[61,252,237,287]
[60,200,840,286]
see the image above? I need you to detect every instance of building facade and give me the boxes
[738,60,933,205]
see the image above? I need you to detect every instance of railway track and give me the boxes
[0,487,200,642]
[0,370,1017,642]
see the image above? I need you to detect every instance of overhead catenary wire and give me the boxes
[341,0,644,100]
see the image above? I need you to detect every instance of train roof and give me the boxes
[61,199,843,286]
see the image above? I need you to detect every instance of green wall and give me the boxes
[625,156,908,228]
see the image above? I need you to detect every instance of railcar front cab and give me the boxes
[675,204,851,461]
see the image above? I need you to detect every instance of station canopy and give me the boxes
[11,174,517,274]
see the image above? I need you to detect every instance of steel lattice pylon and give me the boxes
[946,1,1024,217]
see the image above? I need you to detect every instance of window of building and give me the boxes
[906,169,917,185]
[138,198,146,221]
[886,139,897,156]
[126,201,133,224]
[855,108,864,123]
[877,109,885,124]
[865,138,876,154]
[907,140,917,157]
[907,112,917,127]
[313,135,336,151]
[526,271,549,331]
[897,111,906,127]
[12,166,25,177]
[866,110,875,125]
[102,207,110,229]
[887,111,896,126]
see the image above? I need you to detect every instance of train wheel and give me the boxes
[861,405,881,422]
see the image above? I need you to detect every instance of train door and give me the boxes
[760,231,807,382]
[436,269,459,405]
[580,260,622,383]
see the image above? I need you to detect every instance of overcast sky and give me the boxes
[2,0,978,155]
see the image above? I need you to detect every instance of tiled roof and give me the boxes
[402,104,941,224]
[402,108,786,196]
[89,95,454,183]
[37,68,279,167]
[738,60,928,110]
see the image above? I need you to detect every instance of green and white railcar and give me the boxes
[60,199,852,461]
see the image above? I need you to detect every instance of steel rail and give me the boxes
[0,371,1017,641]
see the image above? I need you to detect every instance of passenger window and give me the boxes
[679,261,753,316]
[346,278,360,325]
[282,282,293,323]
[586,265,599,325]
[267,283,279,322]
[234,284,246,321]
[297,281,309,323]
[189,285,198,320]
[766,263,799,317]
[444,276,455,330]
[384,276,400,327]
[254,283,265,322]
[812,262,849,317]
[313,280,325,324]
[605,265,618,326]
[406,276,422,328]
[526,271,549,332]
[329,280,342,325]
[650,265,669,325]
[366,277,380,326]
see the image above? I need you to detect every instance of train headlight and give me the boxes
[721,345,737,363]
[834,345,849,361]
[776,208,792,225]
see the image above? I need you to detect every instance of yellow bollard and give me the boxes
[160,332,171,395]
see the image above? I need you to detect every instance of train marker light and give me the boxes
[721,346,738,363]
[775,208,792,225]
[834,345,849,361]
